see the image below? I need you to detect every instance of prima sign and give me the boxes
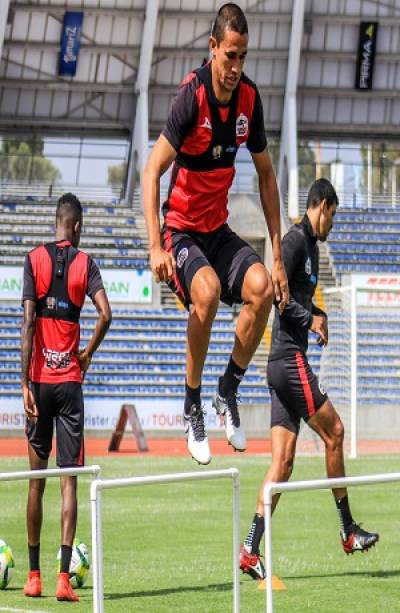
[355,22,378,90]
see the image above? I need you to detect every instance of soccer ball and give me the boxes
[0,539,15,589]
[57,538,90,588]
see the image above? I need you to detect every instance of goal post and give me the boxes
[318,280,400,458]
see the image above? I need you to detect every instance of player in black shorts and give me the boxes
[239,179,379,580]
[143,4,288,465]
[21,194,112,601]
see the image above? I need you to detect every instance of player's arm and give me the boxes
[143,135,177,283]
[311,303,328,346]
[143,77,197,283]
[21,299,38,421]
[78,289,112,376]
[251,149,288,312]
[279,231,317,324]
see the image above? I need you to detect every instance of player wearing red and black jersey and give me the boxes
[21,193,111,601]
[143,3,288,465]
[240,179,379,581]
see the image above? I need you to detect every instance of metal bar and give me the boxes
[91,468,240,613]
[0,465,101,482]
[264,471,400,612]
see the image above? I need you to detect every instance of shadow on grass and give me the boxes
[104,582,233,601]
[284,569,400,580]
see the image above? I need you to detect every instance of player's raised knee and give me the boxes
[243,264,272,308]
[191,269,221,312]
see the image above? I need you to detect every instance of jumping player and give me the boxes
[143,3,288,465]
[21,193,112,601]
[240,179,379,580]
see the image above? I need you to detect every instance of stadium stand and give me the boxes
[0,196,269,405]
[328,206,400,276]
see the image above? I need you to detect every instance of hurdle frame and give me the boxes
[264,472,400,612]
[90,468,240,613]
[0,465,101,484]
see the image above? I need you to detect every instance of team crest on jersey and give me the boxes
[200,116,212,129]
[212,145,223,160]
[46,296,56,310]
[305,257,312,275]
[236,113,248,137]
[177,247,189,269]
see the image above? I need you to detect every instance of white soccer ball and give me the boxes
[0,539,15,589]
[57,538,90,588]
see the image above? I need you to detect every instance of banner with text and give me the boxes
[355,21,378,90]
[345,273,400,306]
[0,398,224,431]
[59,11,84,76]
[0,267,152,304]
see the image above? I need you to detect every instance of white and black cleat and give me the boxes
[184,404,211,465]
[212,387,246,452]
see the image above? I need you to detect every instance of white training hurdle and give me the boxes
[90,468,240,613]
[0,465,101,484]
[263,471,400,612]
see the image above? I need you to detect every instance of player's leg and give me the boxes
[240,375,300,580]
[162,228,213,464]
[212,227,272,450]
[55,382,83,602]
[308,399,379,554]
[24,383,53,597]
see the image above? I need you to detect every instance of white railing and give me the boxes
[90,468,240,613]
[263,472,400,612]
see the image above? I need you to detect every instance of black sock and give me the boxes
[184,382,201,416]
[219,356,247,396]
[28,543,40,572]
[244,513,265,555]
[60,545,72,574]
[335,495,354,533]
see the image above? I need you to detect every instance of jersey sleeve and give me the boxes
[22,254,36,304]
[162,78,198,152]
[87,257,104,303]
[246,87,267,153]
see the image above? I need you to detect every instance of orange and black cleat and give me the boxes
[24,570,42,597]
[56,572,79,602]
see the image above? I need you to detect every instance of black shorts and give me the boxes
[26,382,85,467]
[162,223,261,309]
[267,352,328,435]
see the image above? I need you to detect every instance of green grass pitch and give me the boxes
[0,454,399,612]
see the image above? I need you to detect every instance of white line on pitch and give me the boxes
[0,607,49,613]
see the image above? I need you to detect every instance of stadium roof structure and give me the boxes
[0,0,399,210]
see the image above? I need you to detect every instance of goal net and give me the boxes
[299,282,400,457]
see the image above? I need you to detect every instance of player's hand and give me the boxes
[22,384,38,422]
[77,349,92,379]
[150,246,176,283]
[311,315,328,346]
[271,259,289,314]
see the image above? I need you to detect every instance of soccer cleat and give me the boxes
[184,404,211,465]
[212,385,246,451]
[56,572,79,602]
[341,523,379,554]
[24,570,42,597]
[239,544,266,581]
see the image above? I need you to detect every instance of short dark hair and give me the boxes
[211,3,248,44]
[306,178,339,209]
[56,192,82,224]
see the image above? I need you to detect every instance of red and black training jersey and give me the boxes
[162,62,267,232]
[22,240,104,384]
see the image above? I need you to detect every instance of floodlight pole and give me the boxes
[125,0,160,206]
